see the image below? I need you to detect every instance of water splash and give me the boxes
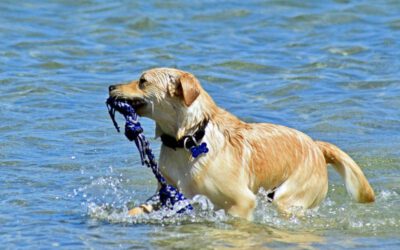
[72,171,229,225]
[76,174,400,235]
[254,188,400,235]
[86,195,228,225]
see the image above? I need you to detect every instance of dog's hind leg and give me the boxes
[272,178,328,216]
[271,154,329,216]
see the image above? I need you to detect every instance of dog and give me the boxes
[108,68,375,220]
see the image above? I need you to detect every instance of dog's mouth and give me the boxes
[110,95,147,110]
[128,97,147,109]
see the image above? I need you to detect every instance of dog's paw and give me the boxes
[128,204,153,216]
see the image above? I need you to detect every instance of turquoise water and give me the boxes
[1,0,399,249]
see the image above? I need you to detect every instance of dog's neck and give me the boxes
[154,93,216,140]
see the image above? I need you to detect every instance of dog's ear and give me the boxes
[178,73,201,107]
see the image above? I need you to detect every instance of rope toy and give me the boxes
[106,97,193,214]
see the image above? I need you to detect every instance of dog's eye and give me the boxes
[138,78,147,89]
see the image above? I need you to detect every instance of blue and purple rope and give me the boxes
[106,97,193,214]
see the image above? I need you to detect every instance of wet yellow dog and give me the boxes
[108,68,375,220]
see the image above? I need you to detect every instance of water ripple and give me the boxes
[1,0,400,249]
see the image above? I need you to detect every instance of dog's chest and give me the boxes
[158,146,210,197]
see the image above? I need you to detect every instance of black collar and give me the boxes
[160,120,209,150]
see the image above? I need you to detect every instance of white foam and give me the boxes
[76,176,400,234]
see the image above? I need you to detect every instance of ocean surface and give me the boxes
[1,0,399,249]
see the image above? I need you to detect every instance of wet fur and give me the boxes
[109,68,375,220]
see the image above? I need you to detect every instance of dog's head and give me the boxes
[109,68,212,138]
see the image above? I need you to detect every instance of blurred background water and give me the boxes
[0,0,399,249]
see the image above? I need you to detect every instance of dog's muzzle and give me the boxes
[108,85,147,109]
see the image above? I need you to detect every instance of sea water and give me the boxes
[0,0,399,249]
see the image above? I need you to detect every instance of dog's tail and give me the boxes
[316,141,375,203]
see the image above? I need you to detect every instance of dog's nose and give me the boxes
[109,85,117,92]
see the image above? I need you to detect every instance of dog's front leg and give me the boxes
[227,191,257,220]
[128,204,154,216]
[128,186,161,216]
